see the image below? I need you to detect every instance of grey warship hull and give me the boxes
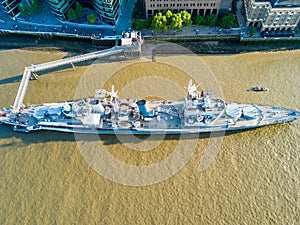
[1,81,299,134]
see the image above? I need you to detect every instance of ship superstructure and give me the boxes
[0,81,299,134]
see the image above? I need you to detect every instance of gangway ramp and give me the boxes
[13,67,32,113]
[12,47,124,113]
[31,47,124,72]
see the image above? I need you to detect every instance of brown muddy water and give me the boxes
[0,47,299,225]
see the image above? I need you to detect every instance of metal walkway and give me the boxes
[12,47,124,113]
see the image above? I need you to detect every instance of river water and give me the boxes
[0,46,299,224]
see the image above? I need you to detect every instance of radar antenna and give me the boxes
[108,85,118,101]
[187,80,200,98]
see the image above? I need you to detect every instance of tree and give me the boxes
[32,0,41,14]
[220,13,235,28]
[169,11,192,30]
[193,14,204,25]
[165,10,173,19]
[205,14,217,26]
[67,8,77,21]
[19,0,42,16]
[181,10,192,27]
[75,2,84,19]
[151,10,192,31]
[87,13,97,24]
[66,2,85,21]
[132,18,152,30]
[170,13,182,30]
[18,4,32,16]
[249,27,256,36]
[151,12,168,31]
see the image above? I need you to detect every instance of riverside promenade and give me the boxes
[1,0,300,48]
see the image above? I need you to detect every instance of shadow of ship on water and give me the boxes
[0,122,288,148]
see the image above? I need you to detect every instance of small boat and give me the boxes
[252,86,269,92]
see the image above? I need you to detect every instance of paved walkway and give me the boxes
[1,0,299,41]
[141,25,241,38]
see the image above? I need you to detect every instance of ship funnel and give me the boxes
[90,99,105,115]
[136,100,150,116]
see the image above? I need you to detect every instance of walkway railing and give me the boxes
[12,47,124,113]
[13,67,32,113]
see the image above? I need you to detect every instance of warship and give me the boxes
[0,80,299,134]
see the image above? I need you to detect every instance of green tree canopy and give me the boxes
[151,12,168,31]
[66,2,85,21]
[87,13,97,24]
[249,27,256,36]
[151,10,192,31]
[19,0,41,16]
[18,4,32,16]
[193,14,204,25]
[32,0,41,14]
[170,13,182,30]
[220,13,235,28]
[165,10,173,19]
[205,14,217,26]
[132,18,152,30]
[180,10,192,27]
[67,8,77,21]
[75,2,84,19]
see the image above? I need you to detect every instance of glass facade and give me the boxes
[1,0,23,18]
[45,0,75,20]
[92,0,121,25]
[0,0,123,26]
[44,0,122,25]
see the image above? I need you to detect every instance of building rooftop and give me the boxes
[255,0,300,8]
[274,0,300,7]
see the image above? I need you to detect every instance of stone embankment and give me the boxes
[1,34,299,54]
[0,36,100,53]
[179,40,300,54]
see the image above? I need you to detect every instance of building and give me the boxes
[244,0,300,31]
[45,0,75,21]
[92,0,122,25]
[1,0,23,19]
[219,0,233,15]
[0,0,122,26]
[144,0,221,18]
